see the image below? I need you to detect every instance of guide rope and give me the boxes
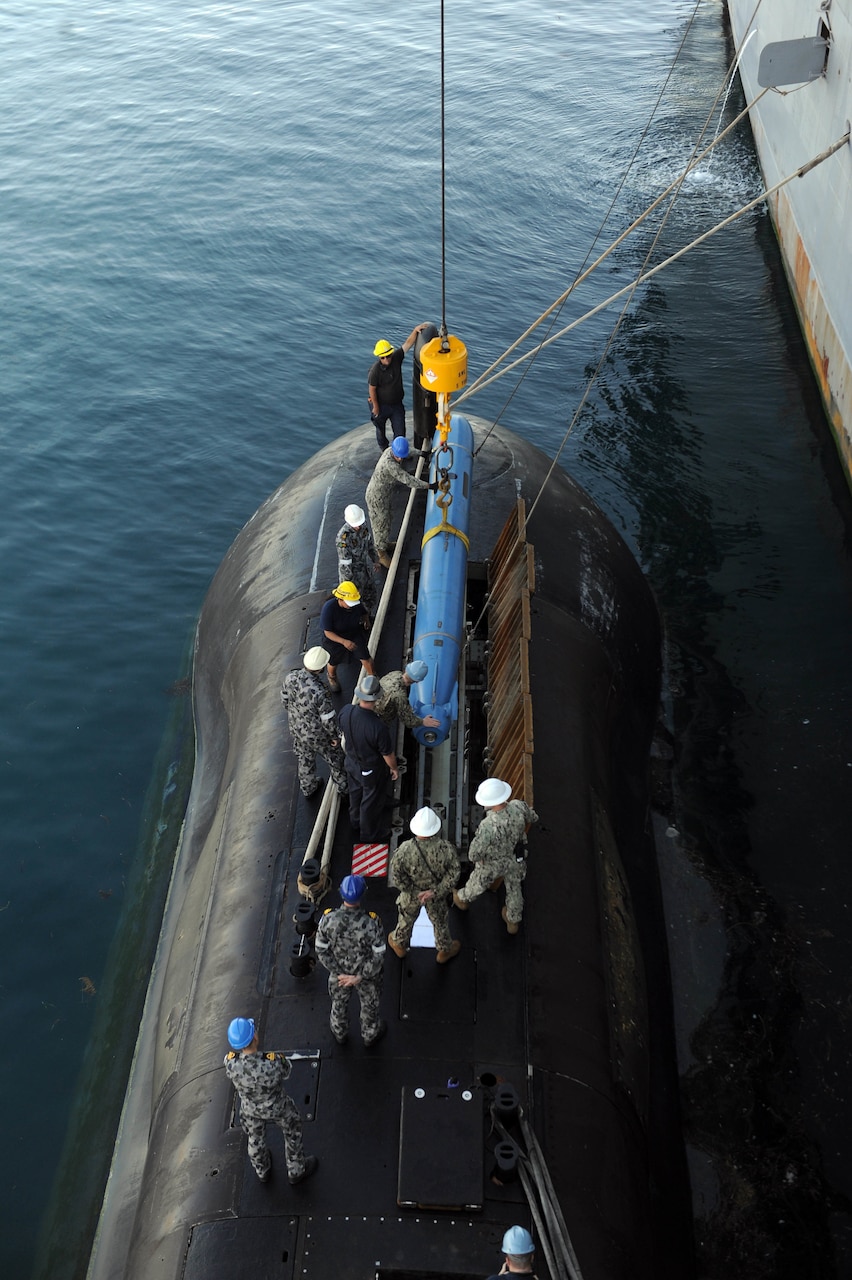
[460,3,848,643]
[467,126,850,411]
[458,88,768,417]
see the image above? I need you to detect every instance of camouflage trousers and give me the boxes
[239,1096,306,1180]
[366,500,392,553]
[293,735,347,797]
[327,974,383,1044]
[347,565,377,615]
[391,892,453,952]
[457,854,526,924]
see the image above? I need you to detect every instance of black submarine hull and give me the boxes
[87,417,688,1279]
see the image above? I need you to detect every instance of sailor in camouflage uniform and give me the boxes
[280,646,347,797]
[223,1016,318,1184]
[335,504,380,617]
[375,660,440,732]
[315,875,387,1046]
[453,778,539,933]
[388,807,461,962]
[365,436,433,566]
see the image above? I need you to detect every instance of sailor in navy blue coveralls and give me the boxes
[338,698,398,842]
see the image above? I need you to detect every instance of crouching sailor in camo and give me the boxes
[315,875,387,1046]
[452,778,539,934]
[375,660,441,732]
[280,646,348,798]
[223,1017,318,1185]
[388,806,461,963]
[335,504,380,618]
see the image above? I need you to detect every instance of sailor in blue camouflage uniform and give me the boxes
[335,504,380,617]
[365,436,433,566]
[388,807,461,963]
[453,778,539,934]
[375,660,440,732]
[315,875,387,1046]
[280,646,348,798]
[223,1016,318,1184]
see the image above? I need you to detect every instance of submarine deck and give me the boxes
[194,423,542,1277]
[90,417,687,1280]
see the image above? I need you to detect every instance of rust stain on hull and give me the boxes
[771,186,852,487]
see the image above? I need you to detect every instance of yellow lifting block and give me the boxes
[419,334,468,395]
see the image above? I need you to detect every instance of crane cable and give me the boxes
[440,0,447,336]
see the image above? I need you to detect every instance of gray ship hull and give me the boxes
[727,0,852,485]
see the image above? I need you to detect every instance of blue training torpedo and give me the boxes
[410,414,475,747]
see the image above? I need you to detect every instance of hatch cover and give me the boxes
[184,1217,298,1278]
[397,1085,483,1209]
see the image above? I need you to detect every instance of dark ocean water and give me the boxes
[2,2,852,1276]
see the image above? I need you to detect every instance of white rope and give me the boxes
[459,87,769,408]
[464,129,850,406]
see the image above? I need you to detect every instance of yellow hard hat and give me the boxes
[373,339,395,358]
[333,580,361,602]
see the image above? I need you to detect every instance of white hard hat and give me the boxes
[475,778,512,807]
[303,646,330,671]
[344,504,366,526]
[410,806,441,838]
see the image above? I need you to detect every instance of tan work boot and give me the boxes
[436,939,461,963]
[452,890,468,911]
[388,931,408,958]
[501,905,520,935]
[378,548,393,569]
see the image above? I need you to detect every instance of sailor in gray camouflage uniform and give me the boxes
[335,504,380,617]
[375,660,440,731]
[365,436,433,566]
[280,646,347,798]
[453,778,539,934]
[388,807,461,963]
[315,875,386,1046]
[223,1016,318,1184]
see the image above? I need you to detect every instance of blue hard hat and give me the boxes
[340,874,366,903]
[227,1017,256,1050]
[405,659,428,682]
[390,436,409,459]
[502,1226,534,1256]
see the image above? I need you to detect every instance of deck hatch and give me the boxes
[397,1085,483,1209]
[184,1217,298,1277]
[230,1051,320,1125]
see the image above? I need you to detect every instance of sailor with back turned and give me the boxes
[486,1226,538,1279]
[453,779,539,934]
[338,675,399,844]
[315,875,387,1046]
[223,1017,318,1185]
[280,646,348,798]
